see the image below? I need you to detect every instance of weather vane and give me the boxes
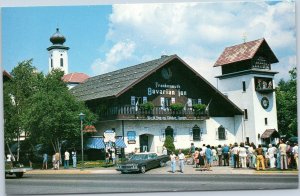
[242,32,247,43]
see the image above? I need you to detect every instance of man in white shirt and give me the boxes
[232,143,240,168]
[279,140,288,170]
[64,150,70,169]
[178,150,185,173]
[293,143,298,170]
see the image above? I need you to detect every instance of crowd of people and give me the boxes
[169,140,298,173]
[41,148,77,170]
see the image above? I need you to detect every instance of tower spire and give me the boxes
[47,28,69,74]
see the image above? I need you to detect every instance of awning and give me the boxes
[261,129,280,139]
[115,138,127,148]
[86,138,106,149]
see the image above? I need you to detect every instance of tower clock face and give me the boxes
[261,97,269,109]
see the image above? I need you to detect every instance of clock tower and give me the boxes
[47,28,69,74]
[214,38,279,145]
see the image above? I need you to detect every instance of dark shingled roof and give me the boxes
[214,38,278,67]
[261,129,279,139]
[71,55,176,101]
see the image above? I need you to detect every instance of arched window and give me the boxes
[192,125,201,141]
[165,126,174,139]
[60,58,63,67]
[218,126,226,140]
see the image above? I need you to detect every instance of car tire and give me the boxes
[160,161,165,167]
[15,172,23,178]
[140,166,146,174]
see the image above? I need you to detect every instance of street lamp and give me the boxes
[79,112,85,170]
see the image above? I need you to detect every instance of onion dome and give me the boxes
[50,28,66,45]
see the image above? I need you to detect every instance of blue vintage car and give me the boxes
[116,152,169,174]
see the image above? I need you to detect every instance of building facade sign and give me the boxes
[147,82,187,96]
[104,130,116,143]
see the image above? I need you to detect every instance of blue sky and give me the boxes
[2,1,296,86]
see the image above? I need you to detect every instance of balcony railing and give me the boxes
[255,87,274,94]
[98,105,209,120]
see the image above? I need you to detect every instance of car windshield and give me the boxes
[130,154,148,160]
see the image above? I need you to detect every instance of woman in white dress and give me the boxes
[239,142,247,168]
[267,144,276,168]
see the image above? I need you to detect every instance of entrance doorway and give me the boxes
[139,134,154,152]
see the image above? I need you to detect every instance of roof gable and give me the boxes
[71,55,243,115]
[214,38,278,67]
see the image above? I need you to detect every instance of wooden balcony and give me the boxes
[98,105,209,121]
[255,87,275,94]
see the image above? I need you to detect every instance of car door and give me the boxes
[148,153,157,169]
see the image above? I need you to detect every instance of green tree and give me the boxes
[3,60,42,160]
[276,67,297,138]
[4,60,97,159]
[163,135,175,154]
[22,69,96,153]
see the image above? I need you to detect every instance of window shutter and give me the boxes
[131,96,136,106]
[200,128,203,141]
[171,97,176,104]
[160,129,165,142]
[189,128,193,141]
[160,97,165,109]
[216,128,219,140]
[143,96,147,104]
[198,99,202,104]
[187,98,192,107]
[174,129,177,142]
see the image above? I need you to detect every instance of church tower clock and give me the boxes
[214,38,279,145]
[47,28,69,74]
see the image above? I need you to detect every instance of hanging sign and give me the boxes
[83,125,97,133]
[127,131,136,144]
[104,130,116,143]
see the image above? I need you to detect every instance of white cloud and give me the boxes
[273,55,297,83]
[92,1,296,83]
[91,40,136,75]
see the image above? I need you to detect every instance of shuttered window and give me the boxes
[218,126,226,140]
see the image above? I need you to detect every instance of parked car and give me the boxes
[116,152,169,174]
[5,160,32,178]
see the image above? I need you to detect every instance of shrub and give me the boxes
[192,104,207,116]
[192,104,206,111]
[163,135,175,154]
[170,103,184,111]
[139,102,154,111]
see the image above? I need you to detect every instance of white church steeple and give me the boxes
[47,28,69,74]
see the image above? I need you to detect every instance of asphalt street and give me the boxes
[5,173,298,195]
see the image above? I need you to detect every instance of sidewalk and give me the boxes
[26,164,298,175]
